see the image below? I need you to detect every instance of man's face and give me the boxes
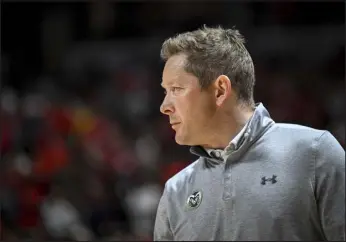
[160,54,217,146]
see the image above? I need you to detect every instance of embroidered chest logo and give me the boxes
[186,190,203,210]
[261,175,277,185]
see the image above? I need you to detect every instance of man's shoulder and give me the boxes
[268,123,343,154]
[164,158,202,195]
[272,122,327,140]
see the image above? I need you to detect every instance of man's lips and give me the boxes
[170,122,180,129]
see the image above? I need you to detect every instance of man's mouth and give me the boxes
[170,122,180,129]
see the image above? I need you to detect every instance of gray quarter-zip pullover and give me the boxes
[154,103,345,241]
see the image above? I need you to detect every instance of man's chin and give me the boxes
[175,135,195,146]
[175,135,186,145]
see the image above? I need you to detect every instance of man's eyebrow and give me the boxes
[161,81,173,88]
[161,79,181,88]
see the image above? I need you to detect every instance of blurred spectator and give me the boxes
[40,184,92,240]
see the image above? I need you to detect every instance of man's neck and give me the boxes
[202,105,255,149]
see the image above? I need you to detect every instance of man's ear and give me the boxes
[214,75,232,107]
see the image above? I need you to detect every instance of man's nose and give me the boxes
[160,95,174,115]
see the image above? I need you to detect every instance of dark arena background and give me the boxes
[0,2,344,241]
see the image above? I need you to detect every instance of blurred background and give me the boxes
[0,1,344,241]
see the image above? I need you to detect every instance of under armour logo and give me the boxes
[261,175,277,185]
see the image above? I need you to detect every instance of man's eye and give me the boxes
[163,87,182,95]
[171,87,182,93]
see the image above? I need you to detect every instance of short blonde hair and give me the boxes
[161,25,255,106]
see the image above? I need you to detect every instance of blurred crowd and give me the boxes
[1,2,344,241]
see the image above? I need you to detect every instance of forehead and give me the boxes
[163,54,186,77]
[165,54,186,69]
[161,54,197,86]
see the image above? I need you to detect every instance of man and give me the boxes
[154,26,345,241]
